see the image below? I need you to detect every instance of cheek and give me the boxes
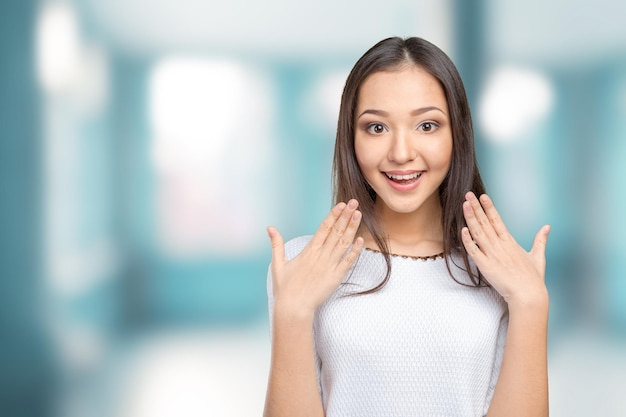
[354,139,371,172]
[428,138,453,171]
[354,142,381,190]
[441,146,453,171]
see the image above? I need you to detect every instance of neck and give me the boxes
[363,197,444,257]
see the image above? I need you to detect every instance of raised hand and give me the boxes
[460,192,551,308]
[267,199,363,317]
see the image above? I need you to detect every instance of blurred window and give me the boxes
[149,58,275,258]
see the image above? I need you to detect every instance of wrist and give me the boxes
[273,299,316,325]
[506,286,549,316]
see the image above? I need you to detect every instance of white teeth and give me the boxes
[386,172,422,180]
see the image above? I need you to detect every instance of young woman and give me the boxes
[264,37,550,417]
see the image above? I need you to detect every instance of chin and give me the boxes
[376,192,441,216]
[382,201,425,215]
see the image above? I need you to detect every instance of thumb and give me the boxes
[530,224,551,259]
[267,226,286,267]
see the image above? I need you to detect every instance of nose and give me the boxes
[388,129,417,164]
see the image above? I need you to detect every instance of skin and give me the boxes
[264,65,550,417]
[354,66,452,256]
[264,202,363,417]
[462,192,550,417]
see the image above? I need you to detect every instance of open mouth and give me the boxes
[384,172,422,184]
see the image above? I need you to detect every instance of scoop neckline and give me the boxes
[363,247,445,261]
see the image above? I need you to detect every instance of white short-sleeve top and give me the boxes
[268,235,508,417]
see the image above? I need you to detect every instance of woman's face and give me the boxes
[354,65,453,217]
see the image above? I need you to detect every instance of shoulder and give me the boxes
[284,235,313,261]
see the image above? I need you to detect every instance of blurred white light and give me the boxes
[118,329,270,417]
[84,0,452,57]
[478,67,554,142]
[48,240,119,297]
[303,71,349,134]
[150,59,244,169]
[71,45,111,115]
[36,2,82,93]
[149,58,274,257]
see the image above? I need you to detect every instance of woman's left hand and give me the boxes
[461,192,551,308]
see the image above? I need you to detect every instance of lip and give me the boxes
[382,170,423,192]
[384,170,421,176]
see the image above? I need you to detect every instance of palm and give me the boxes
[461,192,550,305]
[268,200,364,315]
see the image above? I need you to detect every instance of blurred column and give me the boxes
[274,63,333,234]
[0,0,56,415]
[109,56,153,330]
[452,0,486,110]
[452,0,495,186]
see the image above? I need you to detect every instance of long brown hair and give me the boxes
[332,36,487,293]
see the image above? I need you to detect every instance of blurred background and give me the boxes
[1,0,625,416]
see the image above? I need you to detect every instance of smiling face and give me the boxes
[354,65,453,220]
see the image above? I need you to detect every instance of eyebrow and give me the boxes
[357,106,447,119]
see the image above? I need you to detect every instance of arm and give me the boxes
[263,200,363,417]
[487,295,549,417]
[264,306,322,417]
[461,192,550,417]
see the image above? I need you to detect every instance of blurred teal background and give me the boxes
[1,0,625,416]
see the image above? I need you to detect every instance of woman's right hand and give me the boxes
[267,199,363,318]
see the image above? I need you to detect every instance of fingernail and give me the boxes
[352,211,361,222]
[348,199,358,209]
[335,202,346,212]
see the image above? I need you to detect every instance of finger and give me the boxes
[461,226,486,262]
[267,226,286,267]
[336,236,364,275]
[463,198,490,248]
[530,225,551,259]
[309,202,347,249]
[328,209,362,262]
[322,199,359,253]
[478,194,509,238]
[465,192,497,240]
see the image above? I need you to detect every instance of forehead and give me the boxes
[356,66,448,113]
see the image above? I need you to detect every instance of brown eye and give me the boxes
[366,123,386,134]
[418,121,439,133]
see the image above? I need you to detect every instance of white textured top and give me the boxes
[267,235,508,417]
